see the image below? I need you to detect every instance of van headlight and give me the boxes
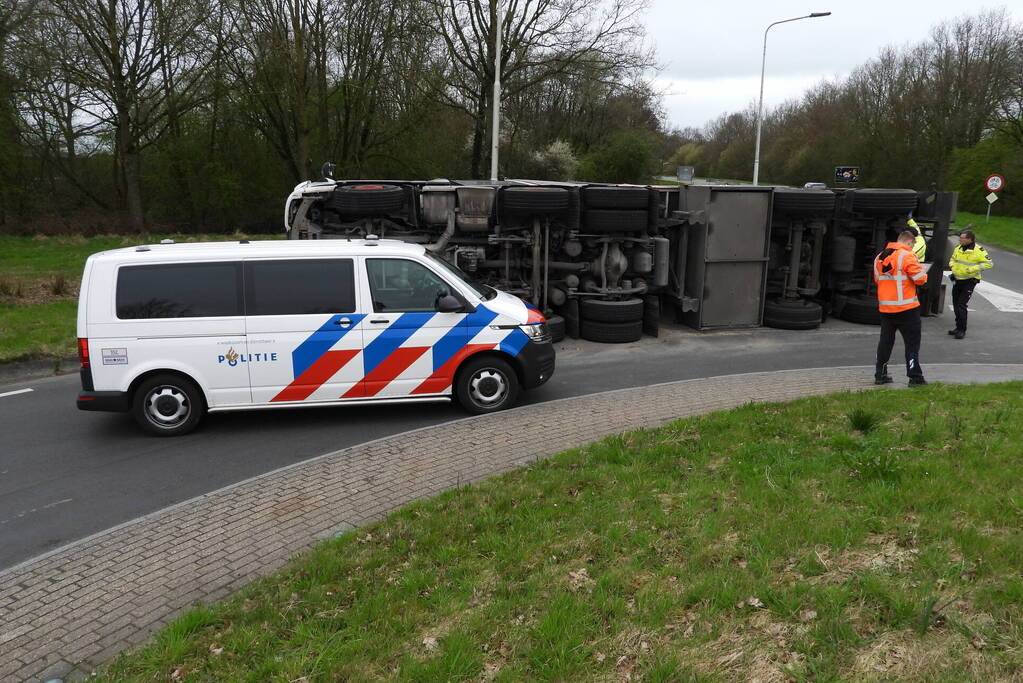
[490,322,551,343]
[518,322,551,343]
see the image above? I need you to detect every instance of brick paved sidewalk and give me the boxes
[3,364,1023,681]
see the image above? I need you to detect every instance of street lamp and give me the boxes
[490,0,506,182]
[752,11,831,186]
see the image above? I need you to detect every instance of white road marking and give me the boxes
[0,388,33,399]
[972,281,1023,312]
[943,271,1023,313]
[0,498,74,526]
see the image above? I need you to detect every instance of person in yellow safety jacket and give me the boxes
[905,217,927,261]
[947,229,993,339]
[873,230,929,386]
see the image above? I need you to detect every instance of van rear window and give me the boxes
[116,262,242,319]
[245,259,355,315]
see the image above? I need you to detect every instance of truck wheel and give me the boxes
[326,184,406,216]
[772,189,835,216]
[583,209,648,233]
[762,298,822,330]
[580,297,644,322]
[580,319,643,343]
[582,186,651,209]
[502,187,571,213]
[835,294,881,325]
[547,314,566,343]
[132,373,204,437]
[455,356,520,414]
[849,189,918,217]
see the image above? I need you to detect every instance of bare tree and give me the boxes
[431,0,653,178]
[25,0,213,230]
[0,0,38,222]
[222,0,329,182]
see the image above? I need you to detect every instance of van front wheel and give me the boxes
[455,356,520,414]
[132,374,204,436]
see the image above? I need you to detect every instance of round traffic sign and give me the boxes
[985,174,1005,192]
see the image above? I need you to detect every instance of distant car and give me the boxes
[803,182,828,189]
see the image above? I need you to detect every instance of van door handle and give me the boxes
[370,319,390,324]
[334,318,352,327]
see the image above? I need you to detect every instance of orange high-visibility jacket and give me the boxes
[873,242,928,313]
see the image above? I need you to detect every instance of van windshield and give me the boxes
[424,251,496,300]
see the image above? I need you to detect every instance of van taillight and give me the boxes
[78,338,90,368]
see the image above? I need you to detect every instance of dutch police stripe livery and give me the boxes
[271,304,532,402]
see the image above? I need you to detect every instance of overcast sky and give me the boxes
[645,1,1022,131]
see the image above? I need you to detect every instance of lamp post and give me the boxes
[752,11,831,186]
[490,0,505,182]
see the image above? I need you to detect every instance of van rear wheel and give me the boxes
[455,356,520,414]
[132,373,204,436]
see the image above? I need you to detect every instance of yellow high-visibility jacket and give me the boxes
[949,243,993,280]
[906,219,927,260]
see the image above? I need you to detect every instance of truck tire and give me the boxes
[582,186,650,209]
[835,293,881,325]
[132,373,205,437]
[849,189,918,217]
[502,187,571,213]
[762,298,822,330]
[580,297,644,322]
[580,319,643,343]
[326,184,406,216]
[547,314,566,343]
[583,209,648,233]
[773,189,836,216]
[454,355,520,414]
[642,295,660,337]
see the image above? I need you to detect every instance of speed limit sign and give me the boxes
[985,174,1005,192]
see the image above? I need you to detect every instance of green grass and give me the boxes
[0,300,79,361]
[0,233,274,362]
[956,211,1023,254]
[99,383,1023,681]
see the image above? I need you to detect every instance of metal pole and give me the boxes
[489,0,504,182]
[752,12,831,186]
[986,202,992,223]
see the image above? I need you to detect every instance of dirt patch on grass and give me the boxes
[0,278,80,306]
[811,534,919,583]
[688,613,803,682]
[851,628,1000,679]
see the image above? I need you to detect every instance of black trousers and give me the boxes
[876,307,923,378]
[952,277,979,332]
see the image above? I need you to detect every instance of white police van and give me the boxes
[76,238,554,436]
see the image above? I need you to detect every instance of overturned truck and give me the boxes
[286,178,956,342]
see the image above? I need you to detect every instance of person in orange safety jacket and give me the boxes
[873,230,928,386]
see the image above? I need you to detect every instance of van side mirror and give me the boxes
[436,291,463,313]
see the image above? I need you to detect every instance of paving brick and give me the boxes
[5,364,1023,680]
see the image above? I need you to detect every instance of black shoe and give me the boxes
[948,329,959,335]
[954,330,965,339]
[874,375,893,385]
[908,377,928,386]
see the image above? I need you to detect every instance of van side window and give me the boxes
[367,259,450,312]
[245,259,355,315]
[116,262,242,319]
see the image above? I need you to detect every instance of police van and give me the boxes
[75,237,555,436]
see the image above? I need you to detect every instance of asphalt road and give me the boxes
[2,245,1021,570]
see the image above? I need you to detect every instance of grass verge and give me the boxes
[100,383,1023,681]
[0,233,273,362]
[955,211,1023,254]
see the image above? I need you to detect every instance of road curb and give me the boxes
[3,364,1023,680]
[0,356,78,385]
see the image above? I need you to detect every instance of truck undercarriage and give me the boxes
[286,178,956,342]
